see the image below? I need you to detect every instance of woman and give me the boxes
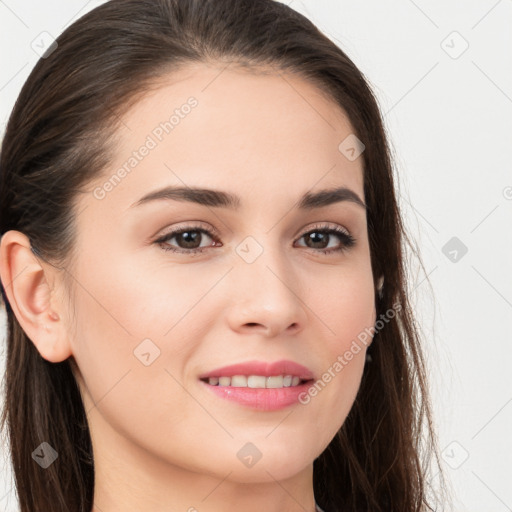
[0,0,444,510]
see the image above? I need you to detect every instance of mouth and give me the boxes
[200,375,313,388]
[197,360,316,411]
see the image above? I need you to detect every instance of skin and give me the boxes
[0,62,377,512]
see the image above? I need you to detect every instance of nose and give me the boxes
[224,244,308,338]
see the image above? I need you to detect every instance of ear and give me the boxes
[0,230,73,363]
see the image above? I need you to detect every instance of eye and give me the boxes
[155,223,220,254]
[154,222,356,255]
[294,223,356,254]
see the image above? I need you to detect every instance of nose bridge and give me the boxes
[226,232,307,334]
[235,233,293,296]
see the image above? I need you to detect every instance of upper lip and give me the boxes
[198,359,315,380]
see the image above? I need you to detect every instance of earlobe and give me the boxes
[0,230,73,363]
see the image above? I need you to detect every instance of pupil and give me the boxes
[308,232,327,248]
[179,231,200,248]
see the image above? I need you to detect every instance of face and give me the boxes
[63,63,376,484]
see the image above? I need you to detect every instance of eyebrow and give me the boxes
[129,185,367,211]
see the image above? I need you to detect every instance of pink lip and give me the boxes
[198,359,315,412]
[200,382,314,411]
[198,359,315,380]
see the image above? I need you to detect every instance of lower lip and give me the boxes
[199,380,314,411]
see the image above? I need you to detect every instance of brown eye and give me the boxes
[155,227,218,254]
[295,225,356,254]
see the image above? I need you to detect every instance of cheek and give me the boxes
[298,264,375,430]
[71,252,218,352]
[309,263,376,352]
[67,272,212,454]
[67,256,214,412]
[64,269,246,480]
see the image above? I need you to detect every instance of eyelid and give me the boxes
[299,221,351,237]
[156,221,221,240]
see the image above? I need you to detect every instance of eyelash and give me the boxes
[154,222,356,256]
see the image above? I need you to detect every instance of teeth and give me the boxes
[230,375,247,387]
[266,376,283,388]
[247,375,266,388]
[207,374,305,388]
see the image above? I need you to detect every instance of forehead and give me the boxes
[82,62,365,217]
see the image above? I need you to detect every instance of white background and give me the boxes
[1,1,511,511]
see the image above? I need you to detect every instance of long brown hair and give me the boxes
[0,1,444,510]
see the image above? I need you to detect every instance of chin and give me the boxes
[224,457,312,484]
[232,441,315,483]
